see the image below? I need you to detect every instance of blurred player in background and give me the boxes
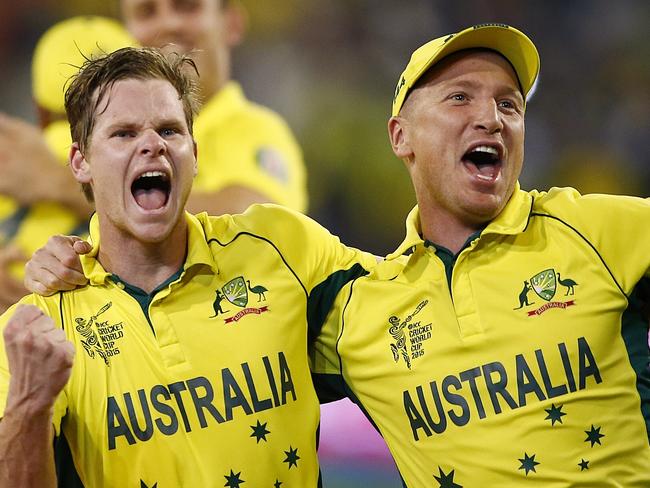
[0,16,135,313]
[120,0,307,214]
[0,0,307,308]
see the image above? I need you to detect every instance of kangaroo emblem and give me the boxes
[209,290,229,317]
[514,280,535,309]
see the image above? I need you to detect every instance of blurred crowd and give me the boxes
[1,0,648,255]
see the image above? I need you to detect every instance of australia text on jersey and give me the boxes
[404,336,601,440]
[107,351,296,450]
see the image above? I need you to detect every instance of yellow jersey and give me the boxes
[312,186,650,487]
[0,205,375,487]
[193,82,307,212]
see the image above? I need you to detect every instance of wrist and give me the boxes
[5,385,57,418]
[3,399,54,422]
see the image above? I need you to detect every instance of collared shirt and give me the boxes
[0,205,375,487]
[193,82,308,212]
[312,186,650,486]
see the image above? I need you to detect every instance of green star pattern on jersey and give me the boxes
[283,446,300,469]
[250,420,271,443]
[433,467,462,488]
[518,453,540,476]
[224,470,244,488]
[584,425,605,447]
[544,403,567,426]
[273,480,282,488]
[578,459,590,471]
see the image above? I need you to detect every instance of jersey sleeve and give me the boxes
[308,280,352,403]
[193,109,308,212]
[0,294,68,435]
[227,203,376,344]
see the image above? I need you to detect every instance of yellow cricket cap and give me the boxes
[32,16,136,114]
[391,23,540,116]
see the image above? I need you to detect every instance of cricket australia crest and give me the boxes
[514,268,578,316]
[210,275,269,323]
[530,268,556,301]
[222,276,248,307]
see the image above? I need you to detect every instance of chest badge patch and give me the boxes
[387,300,432,370]
[75,302,124,365]
[210,276,269,323]
[514,268,578,316]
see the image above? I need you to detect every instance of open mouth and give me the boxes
[462,145,502,181]
[131,171,171,210]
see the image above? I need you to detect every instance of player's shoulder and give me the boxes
[234,96,292,129]
[530,186,649,221]
[0,293,61,328]
[196,205,325,244]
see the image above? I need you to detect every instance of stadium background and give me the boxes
[0,1,648,486]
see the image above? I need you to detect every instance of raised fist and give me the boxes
[3,305,75,414]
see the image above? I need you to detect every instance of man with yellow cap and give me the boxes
[0,16,135,313]
[20,23,650,486]
[311,24,649,486]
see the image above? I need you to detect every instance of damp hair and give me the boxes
[64,46,201,201]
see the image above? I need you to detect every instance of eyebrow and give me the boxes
[103,118,187,132]
[444,79,524,103]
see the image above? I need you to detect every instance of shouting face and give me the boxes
[392,50,526,230]
[71,77,197,246]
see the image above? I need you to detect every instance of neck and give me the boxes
[418,206,485,255]
[97,222,188,294]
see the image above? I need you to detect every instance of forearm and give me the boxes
[0,405,57,487]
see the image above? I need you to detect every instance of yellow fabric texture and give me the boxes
[193,82,308,212]
[0,206,374,487]
[312,186,650,486]
[0,120,85,279]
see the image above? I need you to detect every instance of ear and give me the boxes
[387,116,413,161]
[223,2,247,47]
[192,139,198,177]
[69,143,92,184]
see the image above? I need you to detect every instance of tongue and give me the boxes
[463,159,500,181]
[476,163,498,179]
[133,188,167,210]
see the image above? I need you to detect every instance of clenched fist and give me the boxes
[3,304,75,414]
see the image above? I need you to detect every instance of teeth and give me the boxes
[470,145,498,155]
[140,171,166,179]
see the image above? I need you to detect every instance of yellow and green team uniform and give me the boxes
[0,205,375,487]
[193,82,307,212]
[312,185,650,487]
[0,120,87,279]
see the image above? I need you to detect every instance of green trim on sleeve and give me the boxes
[620,277,650,442]
[306,263,369,347]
